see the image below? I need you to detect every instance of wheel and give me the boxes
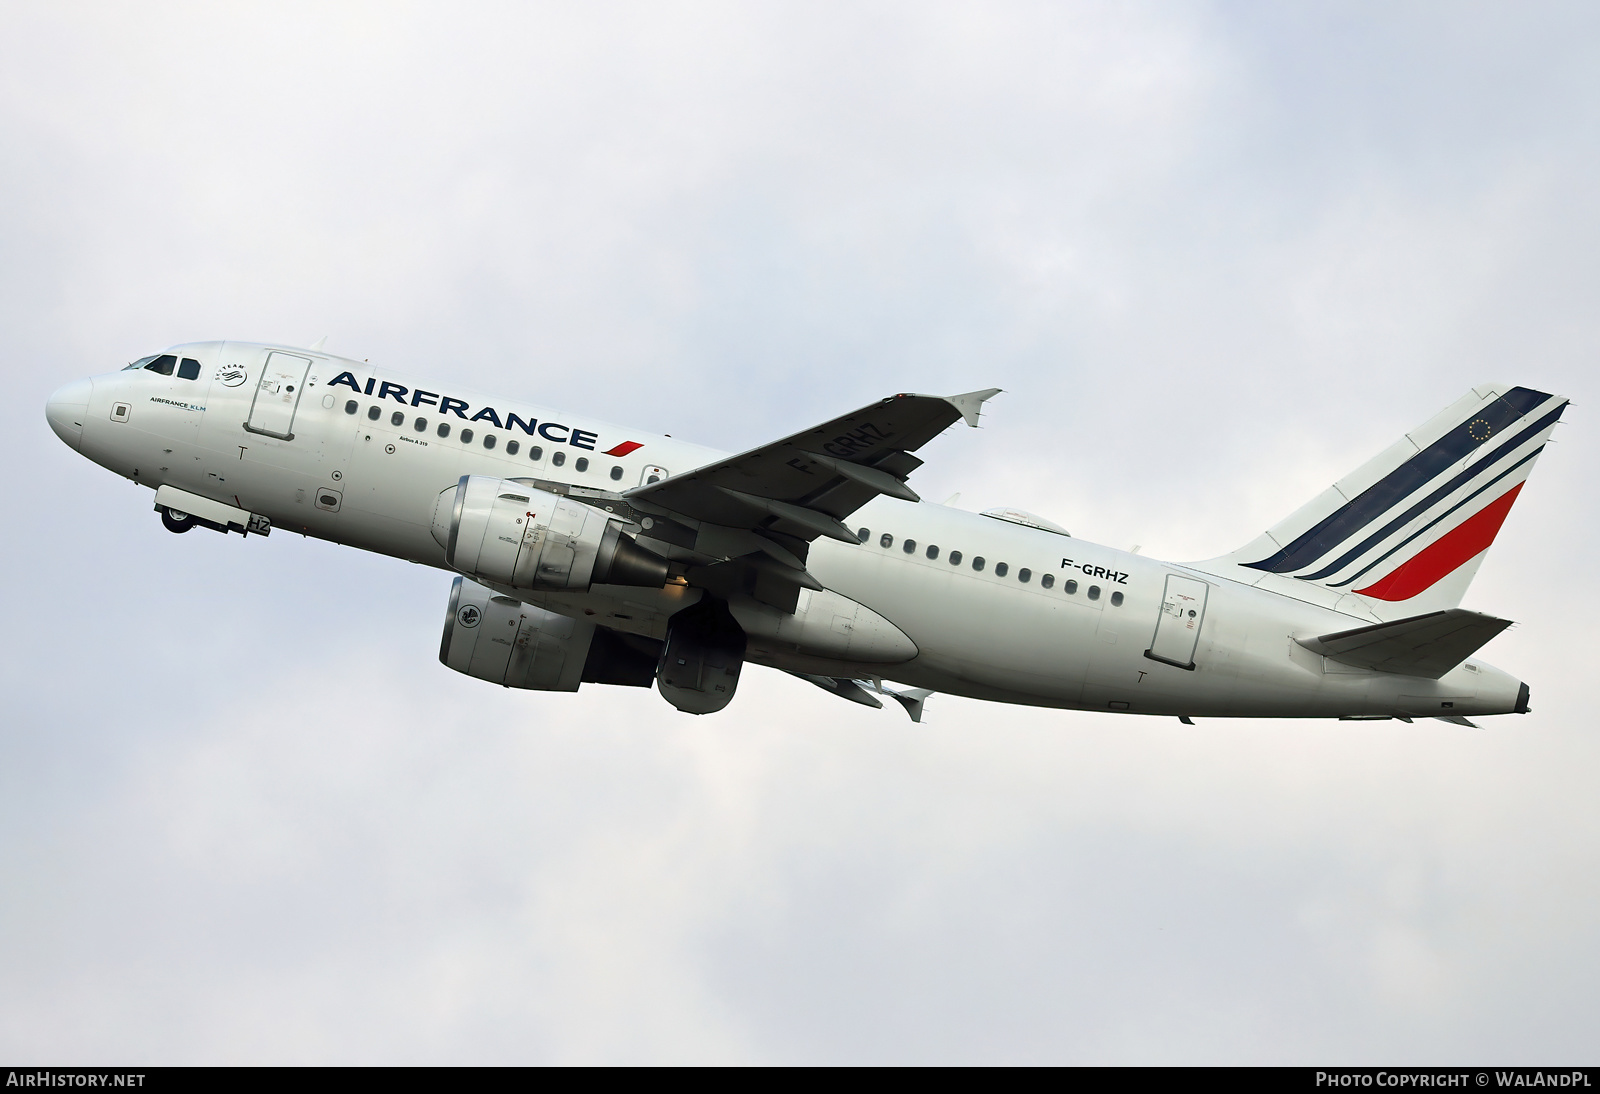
[161,506,195,533]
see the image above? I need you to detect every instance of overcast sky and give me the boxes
[3,1,1597,1064]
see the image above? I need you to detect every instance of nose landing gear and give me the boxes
[160,506,195,534]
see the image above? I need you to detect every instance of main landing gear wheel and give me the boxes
[161,506,195,533]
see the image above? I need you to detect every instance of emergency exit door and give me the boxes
[1144,574,1209,670]
[245,352,313,440]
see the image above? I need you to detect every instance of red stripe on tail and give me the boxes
[1355,483,1524,602]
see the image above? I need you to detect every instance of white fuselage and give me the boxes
[47,340,1528,720]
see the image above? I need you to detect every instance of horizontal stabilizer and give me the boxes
[787,671,884,709]
[1298,608,1512,679]
[883,686,933,723]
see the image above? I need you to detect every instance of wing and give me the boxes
[621,388,1000,610]
[627,388,1000,542]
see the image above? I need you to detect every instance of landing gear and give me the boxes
[160,506,195,533]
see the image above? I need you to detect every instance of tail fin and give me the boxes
[1195,383,1568,621]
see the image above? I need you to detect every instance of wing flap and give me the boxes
[1298,608,1512,679]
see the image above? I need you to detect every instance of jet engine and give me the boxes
[441,576,664,691]
[441,576,595,691]
[431,475,669,592]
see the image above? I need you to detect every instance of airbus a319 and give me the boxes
[45,342,1567,725]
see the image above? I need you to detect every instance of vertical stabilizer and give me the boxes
[1192,383,1567,621]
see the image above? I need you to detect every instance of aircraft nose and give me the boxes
[46,377,94,451]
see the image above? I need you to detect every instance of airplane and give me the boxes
[44,341,1567,726]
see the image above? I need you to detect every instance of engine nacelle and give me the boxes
[431,475,669,592]
[441,576,666,692]
[440,576,595,691]
[657,597,747,715]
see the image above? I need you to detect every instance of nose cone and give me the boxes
[46,378,93,451]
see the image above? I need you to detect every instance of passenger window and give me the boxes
[345,400,358,415]
[390,411,404,427]
[995,562,1009,577]
[506,440,519,455]
[484,434,496,450]
[414,417,427,432]
[1088,585,1101,601]
[177,358,201,380]
[972,556,985,571]
[949,550,963,565]
[1041,573,1054,589]
[1110,591,1124,607]
[903,539,916,554]
[552,451,565,467]
[367,405,380,421]
[926,545,939,560]
[857,528,870,542]
[143,355,176,375]
[1064,579,1078,595]
[610,466,623,481]
[575,457,588,472]
[437,423,451,438]
[461,428,475,444]
[529,446,543,461]
[880,533,894,548]
[1018,568,1031,583]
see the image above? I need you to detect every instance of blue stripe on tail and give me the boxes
[1244,387,1552,575]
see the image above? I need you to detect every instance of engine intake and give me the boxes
[431,475,668,592]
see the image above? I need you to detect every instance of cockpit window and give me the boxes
[177,358,201,380]
[125,355,159,371]
[143,355,176,376]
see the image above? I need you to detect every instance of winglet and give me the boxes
[946,388,1002,428]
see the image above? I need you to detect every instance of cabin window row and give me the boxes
[857,527,1124,606]
[344,400,628,480]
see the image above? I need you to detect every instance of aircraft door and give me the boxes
[640,465,668,486]
[245,351,313,440]
[1144,574,1208,670]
